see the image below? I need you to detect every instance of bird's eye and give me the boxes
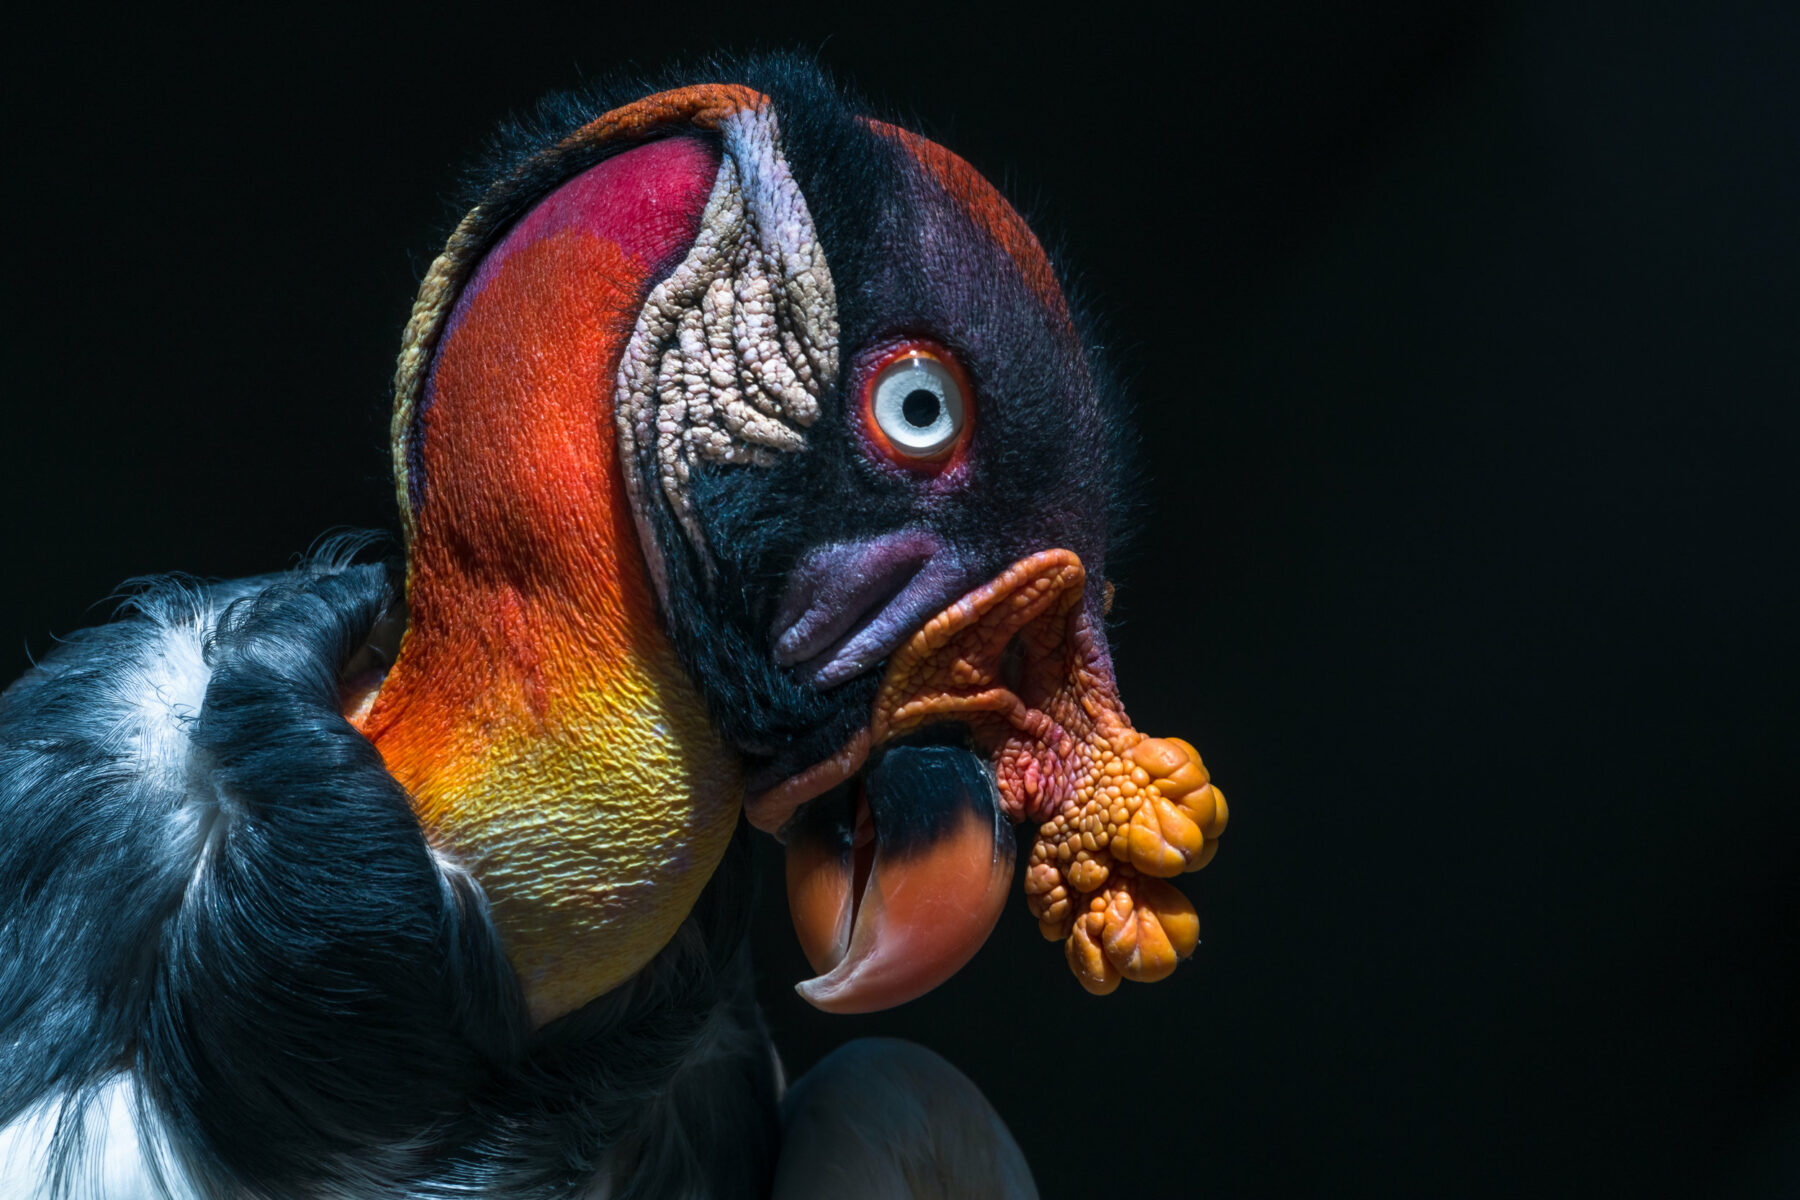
[861,344,971,465]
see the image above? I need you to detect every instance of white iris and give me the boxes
[871,354,965,458]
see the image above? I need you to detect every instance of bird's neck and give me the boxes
[357,542,739,1027]
[352,135,742,1025]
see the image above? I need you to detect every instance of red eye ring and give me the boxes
[855,339,976,473]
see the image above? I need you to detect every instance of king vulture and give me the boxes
[0,56,1228,1199]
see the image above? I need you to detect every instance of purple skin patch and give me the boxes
[772,531,983,690]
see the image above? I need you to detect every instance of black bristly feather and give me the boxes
[141,564,523,1192]
[0,561,509,1194]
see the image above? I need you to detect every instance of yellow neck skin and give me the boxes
[358,572,739,1027]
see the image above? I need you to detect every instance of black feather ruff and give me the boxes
[0,555,777,1198]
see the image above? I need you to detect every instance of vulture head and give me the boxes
[349,61,1227,1027]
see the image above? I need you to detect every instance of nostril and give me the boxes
[998,632,1026,695]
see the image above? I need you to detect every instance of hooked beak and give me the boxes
[751,549,1227,1013]
[783,742,1013,1013]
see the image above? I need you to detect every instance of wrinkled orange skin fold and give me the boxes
[872,550,1227,993]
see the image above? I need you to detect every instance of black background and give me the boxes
[5,3,1796,1196]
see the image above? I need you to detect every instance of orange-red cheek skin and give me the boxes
[359,134,744,1024]
[370,134,723,811]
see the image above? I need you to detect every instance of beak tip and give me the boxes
[793,976,833,1010]
[791,964,891,1015]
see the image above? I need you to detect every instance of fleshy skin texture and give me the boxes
[614,99,839,585]
[870,551,1226,993]
[361,133,742,1026]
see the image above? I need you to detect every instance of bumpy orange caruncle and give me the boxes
[871,550,1228,994]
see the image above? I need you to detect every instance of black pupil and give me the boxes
[901,389,940,427]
